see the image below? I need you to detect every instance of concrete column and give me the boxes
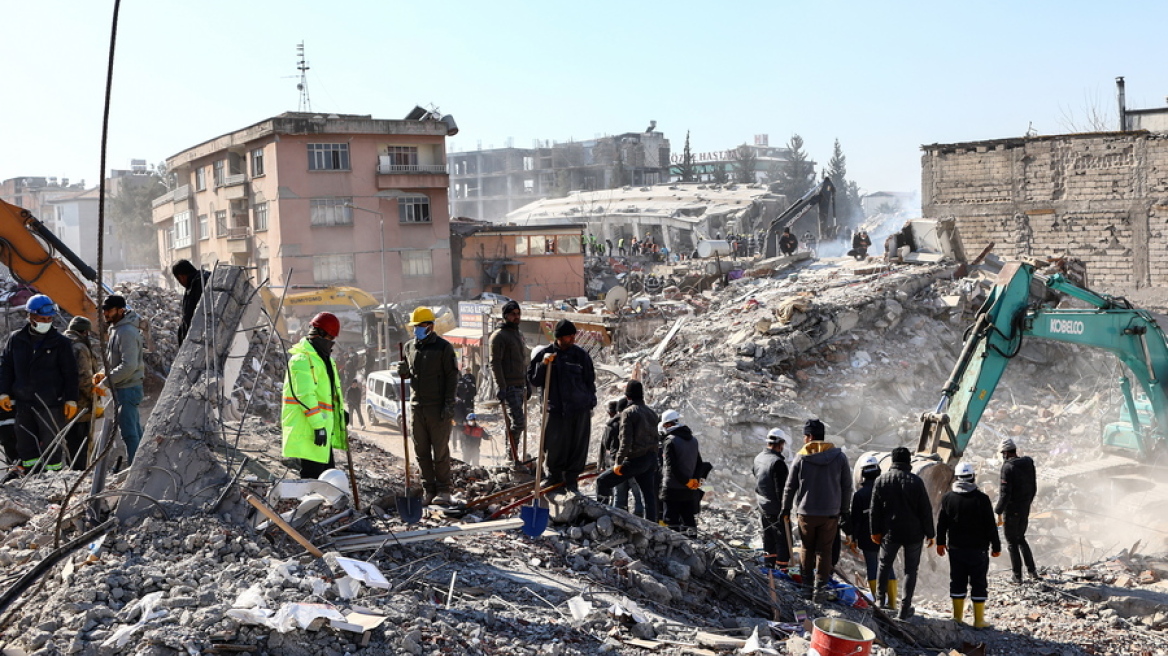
[116,265,262,522]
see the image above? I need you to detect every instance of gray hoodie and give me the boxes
[107,309,145,388]
[781,441,852,517]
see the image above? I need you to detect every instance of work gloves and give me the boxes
[543,353,556,364]
[996,514,1004,527]
[991,551,1001,558]
[314,428,328,447]
[0,395,10,412]
[937,544,947,557]
[870,533,883,545]
[441,404,454,422]
[63,401,78,420]
[93,372,106,386]
[613,464,624,477]
[686,479,701,490]
[926,538,935,548]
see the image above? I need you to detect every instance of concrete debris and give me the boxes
[5,256,1168,655]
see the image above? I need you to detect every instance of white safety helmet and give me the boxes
[657,421,667,436]
[860,454,880,470]
[661,409,682,427]
[955,462,975,479]
[318,468,350,496]
[766,428,788,445]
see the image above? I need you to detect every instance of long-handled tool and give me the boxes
[342,430,361,512]
[521,358,553,537]
[396,343,423,524]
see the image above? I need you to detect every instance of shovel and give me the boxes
[521,358,553,537]
[396,343,424,524]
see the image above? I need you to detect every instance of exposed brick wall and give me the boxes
[922,132,1168,292]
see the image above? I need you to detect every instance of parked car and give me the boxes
[365,366,408,429]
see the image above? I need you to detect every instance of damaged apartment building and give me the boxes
[922,78,1168,296]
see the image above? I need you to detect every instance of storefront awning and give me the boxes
[444,327,483,347]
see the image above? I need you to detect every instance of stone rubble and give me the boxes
[3,258,1168,654]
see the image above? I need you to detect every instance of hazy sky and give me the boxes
[4,1,1167,198]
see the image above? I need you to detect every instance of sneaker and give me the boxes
[1011,573,1023,585]
[432,492,452,506]
[422,491,437,506]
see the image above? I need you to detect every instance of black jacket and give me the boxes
[779,232,798,253]
[178,269,211,346]
[781,441,852,517]
[847,478,881,551]
[615,402,659,463]
[869,462,935,543]
[528,343,596,416]
[662,425,702,492]
[399,333,457,408]
[937,484,1001,552]
[752,448,788,516]
[0,326,79,406]
[995,456,1037,515]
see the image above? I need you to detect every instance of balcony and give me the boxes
[222,173,248,200]
[226,226,250,240]
[377,162,448,175]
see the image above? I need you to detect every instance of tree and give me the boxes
[773,134,815,203]
[710,162,730,184]
[107,164,170,268]
[826,139,864,224]
[678,131,696,183]
[732,144,757,184]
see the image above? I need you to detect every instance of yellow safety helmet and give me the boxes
[408,307,436,325]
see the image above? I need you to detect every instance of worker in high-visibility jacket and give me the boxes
[282,312,348,479]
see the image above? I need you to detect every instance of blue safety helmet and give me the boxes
[25,294,57,317]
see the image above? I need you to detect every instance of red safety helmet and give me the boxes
[309,312,341,338]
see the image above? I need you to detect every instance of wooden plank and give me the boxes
[244,492,324,558]
[332,518,524,553]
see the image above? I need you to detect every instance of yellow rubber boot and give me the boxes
[973,601,992,629]
[885,580,898,611]
[868,580,878,600]
[951,598,966,624]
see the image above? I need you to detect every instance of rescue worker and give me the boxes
[996,438,1039,583]
[0,294,79,474]
[753,428,790,568]
[778,228,798,256]
[489,301,528,463]
[281,312,348,479]
[171,259,211,347]
[781,419,852,602]
[345,379,365,429]
[64,316,101,470]
[454,372,476,425]
[458,412,486,467]
[850,230,872,260]
[937,462,1001,628]
[399,307,458,505]
[599,397,644,515]
[596,380,660,520]
[99,295,145,464]
[660,409,704,534]
[528,319,596,494]
[845,455,897,607]
[869,446,935,620]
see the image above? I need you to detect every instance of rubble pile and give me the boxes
[229,329,287,422]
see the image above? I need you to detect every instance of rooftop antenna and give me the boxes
[296,42,312,113]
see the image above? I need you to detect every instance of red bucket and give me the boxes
[810,617,875,656]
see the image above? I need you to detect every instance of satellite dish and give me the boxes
[605,285,628,312]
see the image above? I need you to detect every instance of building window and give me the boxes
[213,159,225,187]
[254,202,269,232]
[385,146,418,166]
[313,253,355,283]
[195,167,206,191]
[163,226,173,251]
[198,214,208,240]
[251,148,265,177]
[215,210,228,237]
[515,236,529,256]
[401,250,432,278]
[173,211,192,248]
[307,143,350,171]
[557,234,582,254]
[524,179,534,193]
[310,197,353,226]
[523,156,534,171]
[399,194,431,223]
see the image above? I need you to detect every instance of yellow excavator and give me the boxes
[0,199,100,320]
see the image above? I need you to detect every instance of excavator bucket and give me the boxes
[0,199,98,321]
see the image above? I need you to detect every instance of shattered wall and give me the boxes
[921,132,1168,292]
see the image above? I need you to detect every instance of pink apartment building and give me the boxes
[151,112,455,303]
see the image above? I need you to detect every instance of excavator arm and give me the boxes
[918,261,1168,463]
[0,199,99,321]
[763,178,836,258]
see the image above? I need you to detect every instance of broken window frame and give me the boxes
[307,143,351,171]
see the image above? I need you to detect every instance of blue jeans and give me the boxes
[115,385,144,464]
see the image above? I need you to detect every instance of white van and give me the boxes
[364,366,408,429]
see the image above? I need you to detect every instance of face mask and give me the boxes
[414,326,430,340]
[309,336,334,356]
[31,321,51,334]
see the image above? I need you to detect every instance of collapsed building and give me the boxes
[4,240,1168,656]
